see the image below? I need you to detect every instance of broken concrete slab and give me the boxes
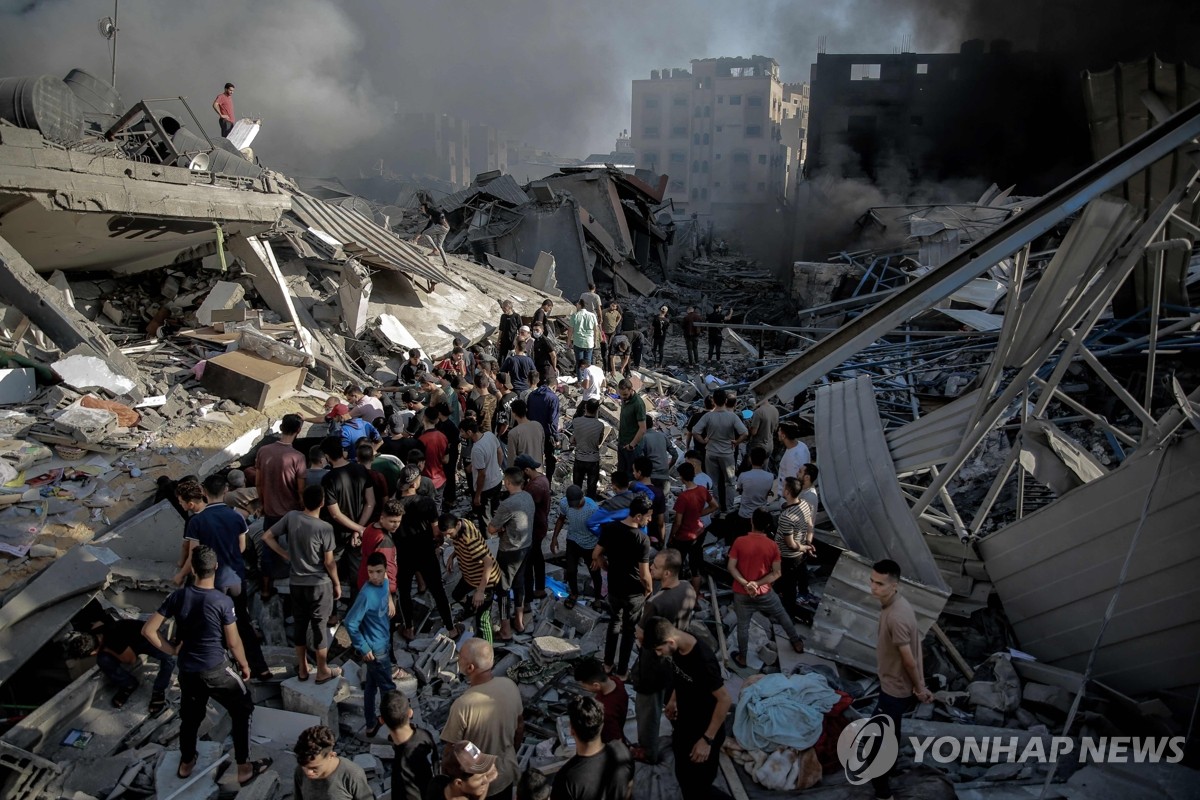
[281,675,341,732]
[233,769,280,800]
[52,354,137,396]
[0,546,110,634]
[0,368,37,404]
[196,281,246,327]
[252,706,320,745]
[156,741,223,800]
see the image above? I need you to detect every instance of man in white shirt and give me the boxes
[579,358,606,403]
[464,418,504,526]
[345,385,384,424]
[775,421,811,497]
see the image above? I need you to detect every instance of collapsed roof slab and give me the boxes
[0,133,289,274]
[0,232,143,389]
[751,96,1200,403]
[542,171,634,255]
[493,198,591,302]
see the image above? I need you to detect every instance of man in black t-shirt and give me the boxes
[381,691,437,800]
[143,547,270,786]
[320,436,376,604]
[593,495,653,679]
[69,617,176,714]
[551,695,634,800]
[396,467,458,639]
[643,617,732,800]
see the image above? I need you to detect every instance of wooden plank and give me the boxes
[718,753,751,800]
[931,623,975,680]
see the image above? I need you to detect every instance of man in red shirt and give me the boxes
[669,462,718,594]
[417,407,449,507]
[357,498,400,592]
[212,82,235,137]
[254,413,306,597]
[727,509,804,667]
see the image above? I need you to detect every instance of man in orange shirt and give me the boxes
[212,83,235,137]
[727,509,804,667]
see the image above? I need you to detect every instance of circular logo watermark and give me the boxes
[837,715,899,785]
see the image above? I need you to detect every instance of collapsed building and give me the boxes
[0,53,1197,800]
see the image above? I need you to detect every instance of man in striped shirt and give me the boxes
[775,465,818,620]
[440,513,501,643]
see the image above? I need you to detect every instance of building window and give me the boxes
[850,63,882,81]
[715,153,721,160]
[691,160,700,173]
[694,106,702,117]
[642,126,659,138]
[916,63,929,75]
[758,154,767,164]
[701,161,709,172]
[733,182,748,192]
[673,95,688,106]
[670,151,686,164]
[732,152,750,164]
[699,188,707,199]
[671,125,688,138]
[745,125,762,137]
[748,95,763,107]
[729,94,742,105]
[702,133,710,144]
[693,133,701,144]
[715,125,722,132]
[644,95,660,108]
[643,152,659,168]
[704,106,711,117]
[717,96,724,104]
[757,182,766,191]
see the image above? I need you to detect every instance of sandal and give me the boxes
[237,758,273,786]
[315,667,343,685]
[446,624,465,639]
[563,595,577,610]
[177,757,197,780]
[148,691,167,716]
[731,652,748,669]
[112,685,137,709]
[364,721,382,739]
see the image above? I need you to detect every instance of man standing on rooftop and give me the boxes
[213,83,235,138]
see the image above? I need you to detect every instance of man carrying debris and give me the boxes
[498,300,522,361]
[869,558,934,800]
[143,546,272,787]
[643,617,731,800]
[727,509,806,667]
[691,389,747,515]
[441,639,524,800]
[212,82,235,137]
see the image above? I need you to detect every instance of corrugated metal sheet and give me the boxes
[816,375,949,592]
[935,308,1004,331]
[978,431,1200,695]
[886,390,982,473]
[806,550,949,673]
[440,174,531,211]
[289,194,462,289]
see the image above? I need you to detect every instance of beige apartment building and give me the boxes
[630,56,787,216]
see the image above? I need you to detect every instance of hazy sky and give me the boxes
[0,1,1023,174]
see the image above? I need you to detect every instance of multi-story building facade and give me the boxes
[630,56,787,217]
[780,82,810,199]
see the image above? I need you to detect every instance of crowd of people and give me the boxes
[84,292,933,800]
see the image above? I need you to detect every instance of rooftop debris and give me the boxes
[0,65,1198,800]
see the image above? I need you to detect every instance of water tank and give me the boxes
[171,126,264,179]
[63,68,121,117]
[0,75,84,143]
[651,70,660,80]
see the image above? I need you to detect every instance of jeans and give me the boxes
[179,664,254,765]
[707,337,722,361]
[497,547,529,621]
[219,118,234,137]
[604,593,645,675]
[871,692,917,799]
[635,689,665,763]
[573,346,594,368]
[452,579,494,642]
[733,591,803,656]
[364,655,397,725]
[777,557,807,620]
[704,452,737,513]
[523,536,546,604]
[396,543,455,629]
[685,335,699,365]
[673,726,726,800]
[564,540,602,600]
[572,460,601,499]
[97,642,176,693]
[292,582,334,650]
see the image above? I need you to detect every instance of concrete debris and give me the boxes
[52,355,137,396]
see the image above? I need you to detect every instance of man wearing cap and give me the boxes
[642,617,731,800]
[526,370,561,476]
[650,305,671,368]
[497,300,522,362]
[516,454,551,603]
[514,325,532,354]
[429,741,500,800]
[552,695,634,800]
[441,639,523,800]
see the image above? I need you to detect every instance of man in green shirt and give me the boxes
[617,378,646,477]
[570,299,598,369]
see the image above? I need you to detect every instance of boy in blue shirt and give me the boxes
[345,551,396,738]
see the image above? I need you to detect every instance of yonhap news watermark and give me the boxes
[837,715,1187,785]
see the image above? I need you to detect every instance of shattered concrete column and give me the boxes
[0,233,143,386]
[227,236,316,361]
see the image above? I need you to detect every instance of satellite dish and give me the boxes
[98,17,116,39]
[187,153,211,172]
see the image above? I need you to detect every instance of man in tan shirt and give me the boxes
[869,559,933,800]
